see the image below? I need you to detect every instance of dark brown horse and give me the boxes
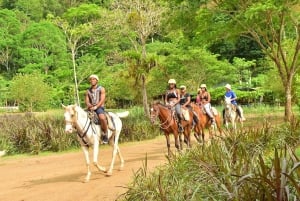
[150,102,193,156]
[190,102,222,143]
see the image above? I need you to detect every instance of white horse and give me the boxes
[224,97,243,130]
[62,104,129,182]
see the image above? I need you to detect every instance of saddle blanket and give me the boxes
[182,108,190,121]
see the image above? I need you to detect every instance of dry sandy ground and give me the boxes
[0,136,187,201]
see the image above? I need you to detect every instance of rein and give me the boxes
[152,104,174,130]
[72,109,97,146]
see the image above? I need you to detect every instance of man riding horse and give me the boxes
[85,74,109,144]
[222,84,246,124]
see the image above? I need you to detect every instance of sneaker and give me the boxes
[101,134,109,144]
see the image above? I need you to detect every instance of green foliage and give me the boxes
[9,73,52,111]
[121,122,300,200]
[0,113,78,154]
[119,106,161,142]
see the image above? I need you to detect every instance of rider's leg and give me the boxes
[237,105,246,121]
[204,103,215,123]
[222,109,225,125]
[175,104,183,132]
[96,107,108,144]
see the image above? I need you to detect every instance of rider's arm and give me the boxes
[85,91,93,109]
[182,94,191,107]
[230,91,237,101]
[165,91,168,105]
[176,89,181,104]
[94,87,106,109]
[207,92,211,103]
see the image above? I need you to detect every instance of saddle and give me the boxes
[88,111,116,131]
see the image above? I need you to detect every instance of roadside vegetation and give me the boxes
[0,106,160,155]
[120,118,300,201]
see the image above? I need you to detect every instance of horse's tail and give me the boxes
[115,111,129,118]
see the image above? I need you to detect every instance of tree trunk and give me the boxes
[141,74,150,117]
[284,80,293,122]
[71,49,80,106]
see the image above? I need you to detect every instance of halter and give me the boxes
[65,107,97,146]
[150,104,173,130]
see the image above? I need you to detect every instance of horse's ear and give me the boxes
[61,103,66,108]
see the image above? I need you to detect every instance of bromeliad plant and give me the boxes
[120,121,300,201]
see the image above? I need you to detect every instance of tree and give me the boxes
[17,21,67,74]
[113,0,167,116]
[9,73,52,112]
[197,0,300,121]
[49,4,102,105]
[0,9,21,73]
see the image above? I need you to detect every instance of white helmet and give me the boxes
[180,85,186,90]
[168,79,176,84]
[225,83,231,90]
[89,74,99,81]
[200,84,207,88]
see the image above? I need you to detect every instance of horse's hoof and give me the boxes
[106,171,113,176]
[119,166,124,171]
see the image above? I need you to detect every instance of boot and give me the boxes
[178,122,184,132]
[222,109,226,124]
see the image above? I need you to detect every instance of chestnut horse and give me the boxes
[190,102,222,143]
[150,102,193,156]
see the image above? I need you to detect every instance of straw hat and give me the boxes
[225,83,231,90]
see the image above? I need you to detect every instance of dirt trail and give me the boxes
[0,136,178,201]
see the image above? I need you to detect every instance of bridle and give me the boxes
[64,107,97,146]
[150,104,173,130]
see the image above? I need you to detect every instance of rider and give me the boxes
[85,74,109,144]
[223,83,246,123]
[165,79,183,132]
[179,85,191,109]
[197,84,215,124]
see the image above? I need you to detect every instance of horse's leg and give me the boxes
[81,146,91,183]
[106,131,124,176]
[165,134,172,157]
[93,137,106,173]
[178,132,183,151]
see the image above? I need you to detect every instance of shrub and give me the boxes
[120,122,300,201]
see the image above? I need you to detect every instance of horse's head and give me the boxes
[150,103,160,124]
[224,96,232,110]
[62,104,76,133]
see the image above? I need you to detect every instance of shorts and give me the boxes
[95,106,105,115]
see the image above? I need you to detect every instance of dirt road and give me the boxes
[0,136,178,201]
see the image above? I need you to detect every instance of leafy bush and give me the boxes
[0,113,78,155]
[120,122,300,201]
[119,106,161,142]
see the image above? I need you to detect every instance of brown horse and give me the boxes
[190,102,222,143]
[150,102,193,156]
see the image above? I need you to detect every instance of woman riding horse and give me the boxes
[165,79,183,132]
[196,84,215,124]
